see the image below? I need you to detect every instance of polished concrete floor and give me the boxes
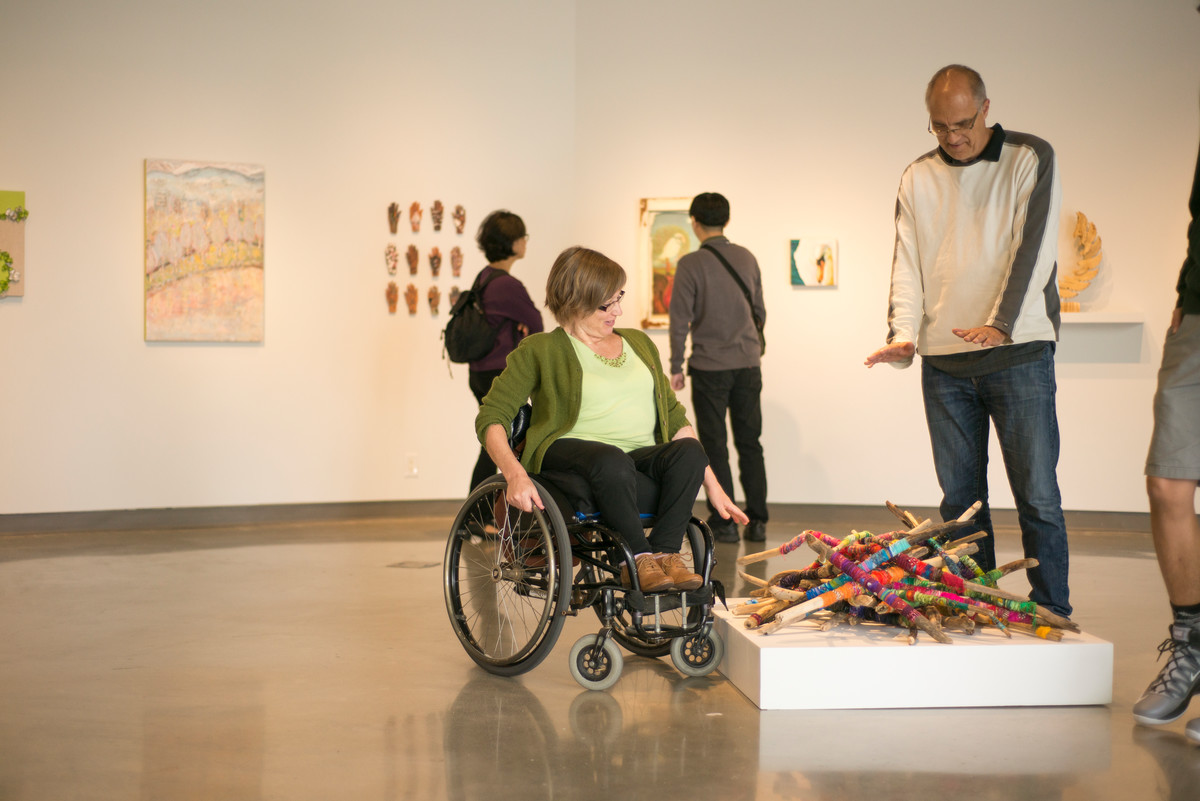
[1,502,1198,800]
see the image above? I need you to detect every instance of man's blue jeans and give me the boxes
[921,348,1071,617]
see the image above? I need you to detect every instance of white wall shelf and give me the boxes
[1060,310,1144,325]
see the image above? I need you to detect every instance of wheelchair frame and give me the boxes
[443,472,726,690]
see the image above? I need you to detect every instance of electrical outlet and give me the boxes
[405,453,419,478]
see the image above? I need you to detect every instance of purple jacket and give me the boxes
[469,266,545,372]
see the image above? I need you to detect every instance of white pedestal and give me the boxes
[714,602,1113,710]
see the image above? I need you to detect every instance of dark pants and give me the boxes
[689,367,768,524]
[469,369,504,492]
[921,348,1071,617]
[540,438,708,555]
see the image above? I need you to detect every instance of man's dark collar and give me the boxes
[938,124,1006,166]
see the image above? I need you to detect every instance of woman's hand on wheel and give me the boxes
[506,471,544,512]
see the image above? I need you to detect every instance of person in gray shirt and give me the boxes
[669,193,767,543]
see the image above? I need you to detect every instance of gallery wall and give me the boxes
[569,0,1200,514]
[1,0,1198,516]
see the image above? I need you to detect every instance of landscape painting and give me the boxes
[145,160,265,341]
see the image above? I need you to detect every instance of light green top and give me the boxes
[564,335,656,452]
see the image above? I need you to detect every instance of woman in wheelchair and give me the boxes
[475,245,747,593]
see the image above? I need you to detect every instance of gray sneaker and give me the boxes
[1133,623,1200,726]
[1188,717,1200,746]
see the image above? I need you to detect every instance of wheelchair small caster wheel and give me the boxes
[670,629,724,677]
[569,634,623,690]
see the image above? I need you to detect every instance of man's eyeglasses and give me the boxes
[598,290,625,312]
[928,107,982,137]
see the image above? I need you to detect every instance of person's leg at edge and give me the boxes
[984,350,1071,618]
[540,438,672,591]
[1136,314,1200,727]
[729,366,767,539]
[922,360,996,570]
[1148,477,1200,608]
[1134,476,1200,727]
[689,368,737,539]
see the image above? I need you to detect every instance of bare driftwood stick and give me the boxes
[736,569,769,588]
[886,500,923,529]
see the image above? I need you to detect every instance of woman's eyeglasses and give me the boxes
[598,290,625,312]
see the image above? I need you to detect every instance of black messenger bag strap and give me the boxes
[701,242,765,355]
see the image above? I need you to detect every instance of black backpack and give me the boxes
[442,269,506,364]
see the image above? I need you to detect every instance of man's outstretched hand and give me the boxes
[864,341,916,367]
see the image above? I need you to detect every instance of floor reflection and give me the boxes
[0,505,1195,801]
[443,663,758,801]
[1131,726,1200,801]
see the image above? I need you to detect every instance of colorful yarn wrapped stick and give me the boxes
[930,558,1077,632]
[1007,622,1065,641]
[763,514,969,608]
[757,566,909,632]
[766,536,919,603]
[738,528,873,566]
[877,584,1011,635]
[794,533,953,643]
[901,576,1037,617]
[734,596,799,627]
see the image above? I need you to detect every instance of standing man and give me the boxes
[670,192,768,543]
[864,65,1071,618]
[1133,134,1200,743]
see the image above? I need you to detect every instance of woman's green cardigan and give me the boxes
[474,327,691,473]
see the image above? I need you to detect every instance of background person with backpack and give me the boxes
[465,210,543,491]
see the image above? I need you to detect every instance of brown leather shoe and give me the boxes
[621,553,674,592]
[655,553,702,591]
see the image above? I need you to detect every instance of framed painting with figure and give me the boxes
[790,238,838,287]
[144,159,265,342]
[638,197,699,328]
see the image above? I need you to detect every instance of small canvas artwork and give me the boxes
[638,197,699,326]
[144,159,265,342]
[0,190,27,298]
[790,238,837,287]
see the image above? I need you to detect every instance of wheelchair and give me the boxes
[443,406,726,690]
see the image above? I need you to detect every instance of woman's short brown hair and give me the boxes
[545,246,626,326]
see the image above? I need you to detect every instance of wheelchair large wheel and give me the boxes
[444,475,572,676]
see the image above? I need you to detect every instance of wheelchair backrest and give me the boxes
[509,403,532,456]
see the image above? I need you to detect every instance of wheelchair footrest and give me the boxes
[624,585,713,614]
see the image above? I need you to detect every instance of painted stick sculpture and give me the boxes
[738,500,1076,643]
